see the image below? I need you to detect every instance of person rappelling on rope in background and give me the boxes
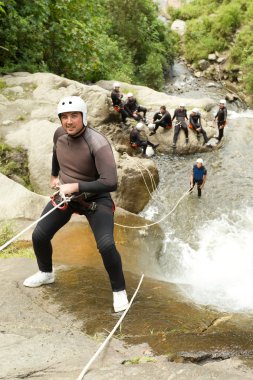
[23,96,129,313]
[111,82,129,128]
[124,93,148,124]
[171,103,189,148]
[130,122,159,157]
[189,158,207,198]
[149,105,172,136]
[189,108,209,145]
[214,99,227,143]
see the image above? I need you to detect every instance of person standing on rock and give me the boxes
[149,106,172,136]
[130,122,159,157]
[23,96,129,313]
[171,103,189,148]
[111,82,129,127]
[189,108,208,145]
[124,93,147,123]
[189,158,207,197]
[214,99,227,142]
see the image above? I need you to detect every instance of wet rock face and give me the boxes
[47,265,253,363]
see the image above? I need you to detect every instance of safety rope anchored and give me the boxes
[75,274,144,380]
[114,189,190,229]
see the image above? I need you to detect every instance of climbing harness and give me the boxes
[51,190,69,211]
[0,192,73,252]
[75,274,144,380]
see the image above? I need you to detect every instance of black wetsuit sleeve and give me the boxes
[224,108,227,121]
[172,110,177,121]
[51,147,60,176]
[78,144,118,194]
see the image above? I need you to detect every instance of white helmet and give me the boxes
[127,92,133,98]
[196,158,203,164]
[136,122,144,131]
[113,82,120,89]
[148,123,155,131]
[179,103,185,107]
[192,108,199,113]
[57,96,87,125]
[219,99,226,105]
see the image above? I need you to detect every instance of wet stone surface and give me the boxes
[44,265,253,363]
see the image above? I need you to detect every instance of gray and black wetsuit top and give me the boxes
[51,126,117,201]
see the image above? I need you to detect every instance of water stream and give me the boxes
[141,62,253,313]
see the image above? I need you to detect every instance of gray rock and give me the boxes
[5,85,24,94]
[217,56,226,64]
[198,59,210,71]
[0,173,48,220]
[208,53,217,61]
[171,19,186,36]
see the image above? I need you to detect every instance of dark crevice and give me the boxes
[168,351,232,365]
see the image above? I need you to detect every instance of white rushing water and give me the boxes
[161,206,253,313]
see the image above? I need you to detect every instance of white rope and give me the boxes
[75,274,145,380]
[115,190,190,229]
[0,195,72,252]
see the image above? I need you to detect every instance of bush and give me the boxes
[0,0,176,90]
[177,0,253,95]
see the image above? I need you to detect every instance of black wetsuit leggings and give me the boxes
[173,121,188,144]
[217,122,225,141]
[32,200,125,291]
[193,179,203,197]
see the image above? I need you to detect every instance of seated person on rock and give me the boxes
[189,158,207,198]
[149,106,172,136]
[124,93,147,123]
[130,122,159,157]
[171,103,189,147]
[189,108,208,144]
[111,82,129,126]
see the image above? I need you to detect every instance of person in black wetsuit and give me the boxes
[189,108,208,144]
[189,158,207,197]
[215,99,227,142]
[124,93,147,123]
[23,96,129,313]
[172,103,189,147]
[130,122,159,157]
[111,82,129,126]
[149,106,172,136]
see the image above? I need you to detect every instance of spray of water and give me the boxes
[161,207,253,313]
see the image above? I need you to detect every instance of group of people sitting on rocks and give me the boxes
[111,82,147,125]
[111,82,228,156]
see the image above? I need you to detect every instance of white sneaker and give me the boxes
[113,290,129,312]
[23,271,55,288]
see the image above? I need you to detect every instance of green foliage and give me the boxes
[173,0,253,95]
[0,139,33,190]
[0,0,176,90]
[0,222,33,258]
[0,78,6,89]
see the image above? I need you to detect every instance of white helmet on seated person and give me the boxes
[57,96,87,126]
[113,82,120,89]
[127,92,134,98]
[136,122,144,131]
[179,102,185,107]
[219,99,226,105]
[192,108,199,113]
[196,158,204,164]
[148,123,155,131]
